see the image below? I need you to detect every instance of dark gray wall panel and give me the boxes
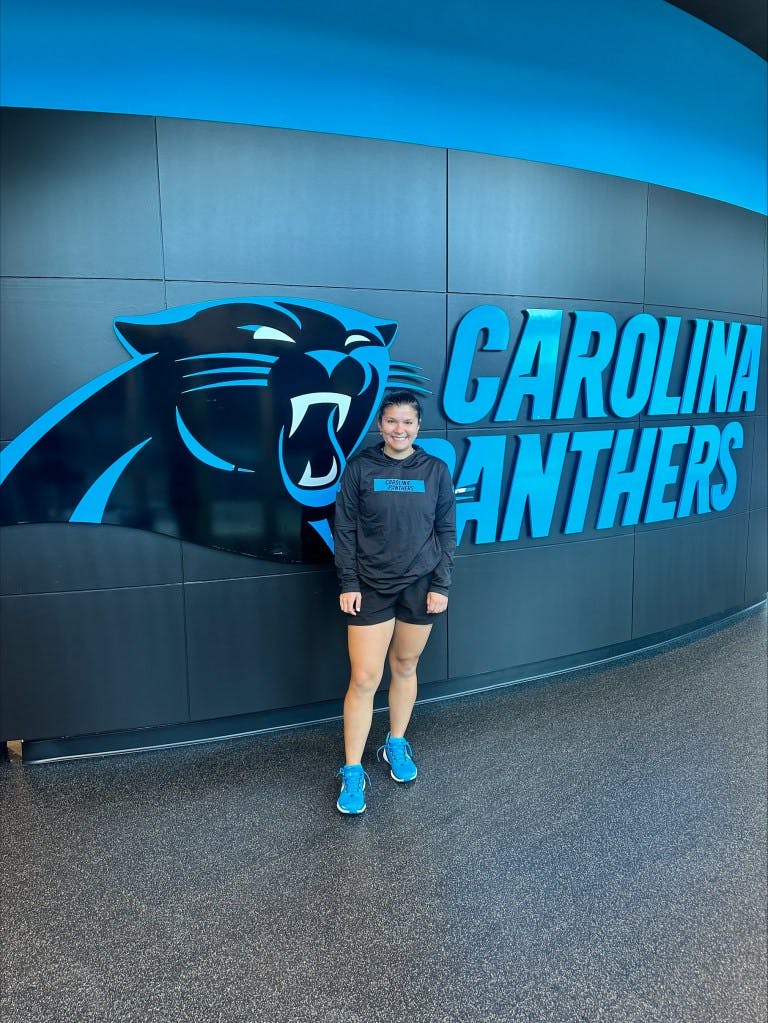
[157,119,446,291]
[0,277,166,440]
[448,152,647,302]
[445,294,645,429]
[745,509,767,602]
[165,281,447,430]
[762,321,767,416]
[0,109,163,280]
[182,543,320,583]
[185,572,448,720]
[633,515,750,638]
[448,536,634,677]
[0,524,182,595]
[751,416,767,510]
[0,585,187,740]
[645,187,766,316]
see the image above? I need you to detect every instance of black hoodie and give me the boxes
[334,443,456,596]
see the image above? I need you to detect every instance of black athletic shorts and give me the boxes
[344,574,442,626]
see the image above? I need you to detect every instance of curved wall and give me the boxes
[0,108,765,757]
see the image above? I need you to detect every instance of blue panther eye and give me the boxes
[238,325,296,344]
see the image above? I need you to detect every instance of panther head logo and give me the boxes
[0,297,429,562]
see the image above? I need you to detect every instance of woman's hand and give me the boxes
[340,591,362,615]
[426,591,448,614]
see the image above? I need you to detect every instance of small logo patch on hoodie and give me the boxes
[373,478,426,493]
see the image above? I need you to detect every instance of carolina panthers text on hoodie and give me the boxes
[333,443,456,596]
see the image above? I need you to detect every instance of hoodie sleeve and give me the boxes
[428,462,456,595]
[333,460,361,592]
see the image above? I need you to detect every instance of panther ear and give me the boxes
[378,322,397,347]
[113,320,158,358]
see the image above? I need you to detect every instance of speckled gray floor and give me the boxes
[2,607,766,1023]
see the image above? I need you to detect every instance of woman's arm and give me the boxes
[333,461,362,594]
[429,462,457,597]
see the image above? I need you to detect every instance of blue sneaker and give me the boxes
[336,764,369,814]
[377,732,418,782]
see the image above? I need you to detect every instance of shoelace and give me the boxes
[338,766,369,794]
[376,737,414,764]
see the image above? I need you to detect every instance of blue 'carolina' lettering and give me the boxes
[727,324,762,413]
[444,307,763,425]
[555,310,616,419]
[494,309,562,421]
[680,319,709,414]
[609,314,661,419]
[648,317,683,415]
[697,320,742,413]
[442,305,510,424]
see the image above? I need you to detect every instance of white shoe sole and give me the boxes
[382,748,418,783]
[336,802,366,814]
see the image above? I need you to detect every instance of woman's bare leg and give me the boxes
[343,620,396,764]
[387,621,433,737]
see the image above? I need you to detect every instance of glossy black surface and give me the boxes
[164,281,448,432]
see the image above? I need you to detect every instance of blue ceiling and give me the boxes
[1,0,765,213]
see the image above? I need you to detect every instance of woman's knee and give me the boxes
[389,652,419,679]
[347,669,382,695]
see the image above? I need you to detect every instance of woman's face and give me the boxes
[378,403,420,459]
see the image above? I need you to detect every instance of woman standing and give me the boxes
[333,390,456,814]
